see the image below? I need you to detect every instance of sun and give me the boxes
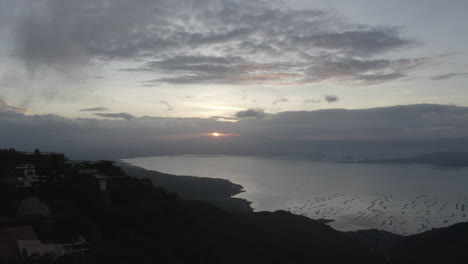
[212,132,221,137]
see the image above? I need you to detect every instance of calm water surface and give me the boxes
[123,155,468,234]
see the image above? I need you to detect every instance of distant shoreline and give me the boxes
[354,151,468,168]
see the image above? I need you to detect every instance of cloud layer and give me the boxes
[95,112,135,120]
[80,107,109,112]
[8,0,427,86]
[1,104,468,159]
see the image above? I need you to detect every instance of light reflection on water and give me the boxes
[123,155,468,234]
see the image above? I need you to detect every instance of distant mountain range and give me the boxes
[358,151,468,167]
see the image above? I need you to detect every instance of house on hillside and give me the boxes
[0,225,89,263]
[78,167,125,192]
[2,163,63,189]
[0,226,40,262]
[18,197,51,217]
[0,197,89,262]
[3,165,39,188]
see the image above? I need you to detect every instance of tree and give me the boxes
[34,148,42,163]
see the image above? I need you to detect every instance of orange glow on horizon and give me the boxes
[212,132,221,137]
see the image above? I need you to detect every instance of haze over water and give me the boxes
[124,155,468,235]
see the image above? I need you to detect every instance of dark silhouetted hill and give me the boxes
[390,222,468,263]
[2,152,468,263]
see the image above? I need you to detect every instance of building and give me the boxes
[0,226,39,262]
[17,237,89,262]
[8,165,38,188]
[18,197,51,217]
[0,226,89,262]
[0,198,89,262]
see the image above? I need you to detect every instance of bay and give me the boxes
[123,155,468,234]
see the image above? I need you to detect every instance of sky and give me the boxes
[1,0,468,158]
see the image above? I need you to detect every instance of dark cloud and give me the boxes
[142,55,424,86]
[80,107,109,112]
[137,55,244,84]
[304,99,321,104]
[12,0,171,71]
[300,28,411,56]
[95,112,135,120]
[303,57,427,85]
[14,6,87,72]
[160,101,173,111]
[145,56,244,70]
[429,73,468,80]
[235,108,266,119]
[273,97,288,105]
[1,104,468,159]
[324,95,339,103]
[8,0,425,86]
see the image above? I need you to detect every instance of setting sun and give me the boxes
[212,132,221,137]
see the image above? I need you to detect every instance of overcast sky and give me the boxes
[1,0,468,158]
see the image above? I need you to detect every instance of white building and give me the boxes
[13,165,38,188]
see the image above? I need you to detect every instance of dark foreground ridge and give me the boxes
[1,149,467,263]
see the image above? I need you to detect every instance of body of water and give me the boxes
[123,155,468,234]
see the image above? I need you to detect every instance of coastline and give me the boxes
[117,161,253,213]
[117,156,468,235]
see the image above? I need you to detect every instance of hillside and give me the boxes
[1,150,468,263]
